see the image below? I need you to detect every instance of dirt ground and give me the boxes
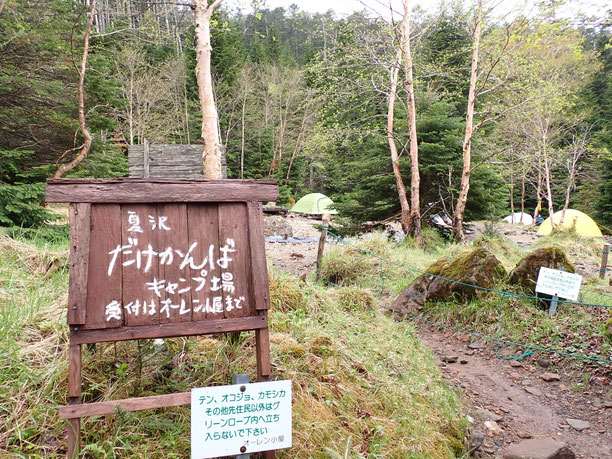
[265,215,612,458]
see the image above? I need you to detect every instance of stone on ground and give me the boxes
[264,215,293,237]
[509,247,575,294]
[503,438,575,459]
[565,418,590,431]
[391,248,506,314]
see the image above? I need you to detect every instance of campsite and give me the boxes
[1,0,612,458]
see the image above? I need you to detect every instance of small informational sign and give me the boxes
[191,380,292,458]
[535,267,582,301]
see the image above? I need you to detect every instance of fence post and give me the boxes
[315,214,331,282]
[600,243,610,280]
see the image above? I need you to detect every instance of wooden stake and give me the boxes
[66,342,82,458]
[316,214,331,281]
[601,243,610,280]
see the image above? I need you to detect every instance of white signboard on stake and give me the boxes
[191,380,292,458]
[535,267,582,301]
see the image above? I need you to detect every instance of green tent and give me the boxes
[289,193,338,215]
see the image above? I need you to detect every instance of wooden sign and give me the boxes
[46,178,279,458]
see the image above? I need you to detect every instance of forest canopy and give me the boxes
[0,0,610,231]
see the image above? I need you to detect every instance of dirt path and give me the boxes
[418,327,612,458]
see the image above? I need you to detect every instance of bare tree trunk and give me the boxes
[520,173,525,223]
[533,167,542,223]
[400,1,421,243]
[543,151,555,228]
[452,0,482,241]
[54,0,96,178]
[388,48,411,234]
[193,0,225,179]
[509,164,515,220]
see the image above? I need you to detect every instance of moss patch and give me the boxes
[509,246,575,294]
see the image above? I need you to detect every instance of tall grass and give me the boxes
[0,233,466,457]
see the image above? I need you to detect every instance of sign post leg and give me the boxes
[255,318,275,458]
[67,342,82,458]
[600,243,610,280]
[549,294,559,316]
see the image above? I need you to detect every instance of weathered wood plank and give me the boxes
[84,205,122,329]
[256,317,271,381]
[67,203,90,324]
[69,315,267,344]
[60,392,191,419]
[157,203,192,323]
[218,203,252,319]
[46,179,279,203]
[121,204,159,327]
[247,202,271,310]
[187,203,221,322]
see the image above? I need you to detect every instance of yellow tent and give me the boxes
[537,209,603,237]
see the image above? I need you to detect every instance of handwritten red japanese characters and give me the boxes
[104,209,246,323]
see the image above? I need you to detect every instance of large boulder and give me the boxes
[264,216,293,238]
[509,246,574,294]
[391,248,506,314]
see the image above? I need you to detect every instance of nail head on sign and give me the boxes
[240,446,247,453]
[240,385,246,392]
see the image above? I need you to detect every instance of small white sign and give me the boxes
[191,380,292,459]
[535,267,582,301]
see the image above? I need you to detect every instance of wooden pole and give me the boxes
[66,342,82,458]
[316,214,331,281]
[601,243,610,280]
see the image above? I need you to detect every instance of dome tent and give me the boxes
[536,209,603,237]
[503,212,533,225]
[289,193,338,215]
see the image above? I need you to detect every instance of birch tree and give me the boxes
[451,0,482,241]
[193,0,225,179]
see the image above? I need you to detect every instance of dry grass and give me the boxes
[0,234,466,457]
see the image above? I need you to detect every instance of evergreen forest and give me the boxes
[1,0,611,233]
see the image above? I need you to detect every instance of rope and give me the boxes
[322,227,612,309]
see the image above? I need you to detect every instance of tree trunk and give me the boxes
[452,0,482,241]
[520,173,525,223]
[54,0,96,178]
[193,0,225,179]
[388,48,411,234]
[400,1,421,243]
[543,151,555,228]
[509,164,515,220]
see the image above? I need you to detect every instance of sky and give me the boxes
[225,0,610,21]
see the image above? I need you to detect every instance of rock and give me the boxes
[469,341,486,350]
[541,372,561,382]
[509,247,575,295]
[503,438,575,459]
[537,358,551,368]
[484,420,504,435]
[524,386,544,396]
[442,355,459,363]
[604,400,612,408]
[469,428,486,450]
[565,418,590,432]
[264,216,293,238]
[460,359,469,364]
[465,349,475,356]
[474,407,503,422]
[510,360,522,367]
[390,248,507,314]
[509,372,522,380]
[517,431,533,439]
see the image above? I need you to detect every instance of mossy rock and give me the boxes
[605,314,612,343]
[391,248,506,314]
[509,246,575,295]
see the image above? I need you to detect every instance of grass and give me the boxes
[0,231,466,457]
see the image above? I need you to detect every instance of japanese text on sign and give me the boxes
[104,209,247,322]
[535,267,582,301]
[191,380,292,458]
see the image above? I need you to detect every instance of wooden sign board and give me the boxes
[46,179,279,458]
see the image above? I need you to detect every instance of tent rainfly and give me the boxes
[537,209,603,237]
[502,212,534,225]
[289,193,338,215]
